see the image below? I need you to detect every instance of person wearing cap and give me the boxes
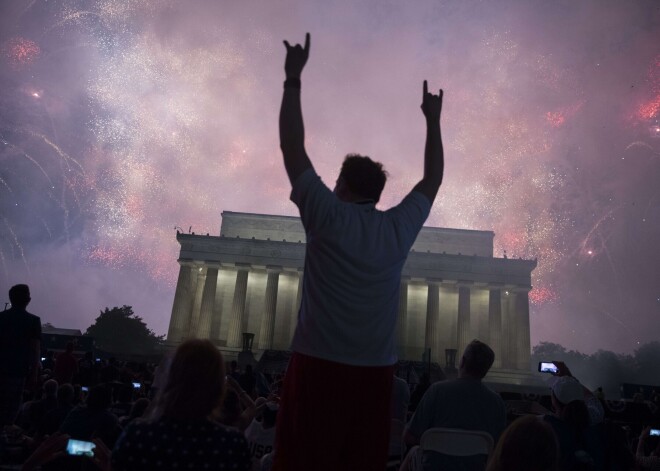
[543,361,605,470]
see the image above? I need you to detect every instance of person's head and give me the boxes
[486,416,559,471]
[334,154,387,203]
[43,379,58,398]
[459,340,495,379]
[57,383,74,406]
[549,376,590,435]
[8,284,31,309]
[152,339,225,420]
[230,360,238,372]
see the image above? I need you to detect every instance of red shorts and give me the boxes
[272,352,395,471]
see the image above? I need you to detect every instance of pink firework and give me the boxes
[3,37,41,69]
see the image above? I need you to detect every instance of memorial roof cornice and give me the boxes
[175,233,536,286]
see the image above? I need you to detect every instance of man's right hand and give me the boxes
[283,33,310,79]
[421,80,443,122]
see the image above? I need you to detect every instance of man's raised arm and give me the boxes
[280,33,313,185]
[413,80,444,203]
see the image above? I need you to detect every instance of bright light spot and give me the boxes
[32,92,40,98]
[587,250,593,255]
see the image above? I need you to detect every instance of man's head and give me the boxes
[8,284,31,309]
[459,339,495,380]
[334,154,387,203]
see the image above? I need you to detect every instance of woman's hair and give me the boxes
[150,339,225,420]
[486,416,559,471]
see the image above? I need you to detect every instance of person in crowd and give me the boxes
[111,339,251,471]
[77,351,96,387]
[274,32,444,471]
[59,384,120,446]
[219,376,257,432]
[53,342,78,385]
[229,360,241,381]
[28,379,59,434]
[238,364,257,398]
[99,358,119,384]
[117,397,149,428]
[37,383,75,437]
[636,426,660,470]
[409,372,431,413]
[543,361,605,470]
[0,284,41,432]
[42,350,55,372]
[485,415,559,471]
[109,385,133,418]
[245,399,278,468]
[401,340,505,471]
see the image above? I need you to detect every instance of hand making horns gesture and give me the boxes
[421,80,443,122]
[283,32,310,79]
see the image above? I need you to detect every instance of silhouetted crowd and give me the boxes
[1,338,659,470]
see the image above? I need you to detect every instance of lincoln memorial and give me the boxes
[167,211,537,374]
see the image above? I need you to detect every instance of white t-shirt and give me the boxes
[244,419,275,464]
[290,168,431,366]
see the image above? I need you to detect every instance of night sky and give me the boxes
[1,0,658,354]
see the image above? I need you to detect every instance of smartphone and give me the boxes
[538,362,558,374]
[81,386,89,392]
[650,429,660,437]
[66,438,96,457]
[132,382,141,389]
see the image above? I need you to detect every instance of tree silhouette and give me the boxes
[85,305,164,355]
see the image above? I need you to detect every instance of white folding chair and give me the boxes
[420,427,494,457]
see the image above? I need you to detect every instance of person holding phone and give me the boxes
[543,361,606,470]
[636,426,660,469]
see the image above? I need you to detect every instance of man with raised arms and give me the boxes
[273,32,444,471]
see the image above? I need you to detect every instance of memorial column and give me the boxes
[196,266,218,339]
[289,270,303,341]
[424,281,440,362]
[167,263,197,342]
[501,290,517,369]
[515,289,531,370]
[258,268,280,350]
[488,288,502,368]
[457,285,471,356]
[188,268,206,336]
[227,266,250,348]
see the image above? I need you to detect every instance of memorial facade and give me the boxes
[167,211,537,371]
